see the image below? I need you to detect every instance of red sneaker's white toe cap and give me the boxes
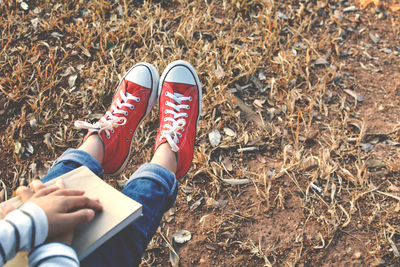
[165,65,197,85]
[125,65,153,89]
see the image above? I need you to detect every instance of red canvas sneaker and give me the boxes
[75,63,159,175]
[154,61,202,178]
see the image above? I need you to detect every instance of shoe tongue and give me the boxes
[167,82,192,96]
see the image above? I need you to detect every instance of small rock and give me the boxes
[276,11,288,19]
[369,32,379,44]
[343,6,356,13]
[333,10,343,20]
[258,72,266,81]
[30,118,38,130]
[366,159,385,169]
[360,143,374,152]
[31,18,40,30]
[208,129,221,147]
[21,1,29,10]
[353,251,362,259]
[51,32,64,38]
[172,230,191,244]
[68,74,78,88]
[382,48,392,54]
[314,57,329,66]
[26,143,34,154]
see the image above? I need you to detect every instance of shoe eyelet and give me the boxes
[130,129,133,134]
[189,97,192,101]
[126,137,129,142]
[165,92,168,96]
[111,129,115,133]
[136,98,140,102]
[165,110,168,114]
[125,111,129,116]
[164,118,167,122]
[130,105,134,110]
[106,134,110,139]
[182,128,185,132]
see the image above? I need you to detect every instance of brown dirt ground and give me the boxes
[1,0,400,267]
[144,4,400,267]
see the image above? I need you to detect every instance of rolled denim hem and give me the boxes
[126,163,177,201]
[53,148,104,176]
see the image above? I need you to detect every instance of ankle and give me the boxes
[150,143,177,174]
[78,134,105,164]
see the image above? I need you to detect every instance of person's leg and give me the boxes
[41,148,103,183]
[42,62,159,183]
[82,60,202,266]
[81,143,179,266]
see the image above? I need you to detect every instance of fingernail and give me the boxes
[87,209,95,217]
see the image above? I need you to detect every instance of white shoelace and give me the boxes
[160,91,192,152]
[75,90,140,139]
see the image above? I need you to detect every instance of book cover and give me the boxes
[2,166,142,265]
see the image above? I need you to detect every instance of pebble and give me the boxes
[20,1,29,10]
[382,48,392,54]
[369,32,379,44]
[208,129,221,147]
[353,251,362,259]
[343,6,356,13]
[333,10,343,21]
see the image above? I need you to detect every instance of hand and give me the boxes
[16,179,103,245]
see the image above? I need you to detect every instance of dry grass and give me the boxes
[1,0,400,266]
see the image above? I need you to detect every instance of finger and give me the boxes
[30,180,46,193]
[15,186,34,201]
[63,196,103,212]
[34,186,59,197]
[62,209,95,227]
[51,189,85,197]
[55,179,65,189]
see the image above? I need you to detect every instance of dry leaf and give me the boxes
[215,65,225,79]
[256,153,266,163]
[223,127,236,137]
[388,184,400,193]
[390,4,400,11]
[358,0,380,8]
[68,74,78,88]
[222,157,233,171]
[344,89,363,102]
[253,99,264,108]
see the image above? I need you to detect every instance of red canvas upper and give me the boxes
[155,81,201,178]
[75,63,158,175]
[98,79,152,174]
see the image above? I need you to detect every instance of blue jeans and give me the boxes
[41,149,179,266]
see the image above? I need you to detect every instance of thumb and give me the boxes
[64,209,95,226]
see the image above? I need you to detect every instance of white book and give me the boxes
[2,166,142,265]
